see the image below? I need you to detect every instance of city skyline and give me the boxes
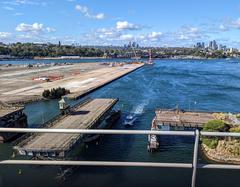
[0,0,240,47]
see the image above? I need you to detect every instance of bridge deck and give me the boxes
[15,98,118,156]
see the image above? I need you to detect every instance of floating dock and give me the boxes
[14,98,118,157]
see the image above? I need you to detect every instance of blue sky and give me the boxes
[0,0,240,47]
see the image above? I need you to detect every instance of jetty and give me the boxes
[148,108,218,152]
[154,109,215,128]
[14,98,118,157]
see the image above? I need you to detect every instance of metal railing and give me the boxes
[0,127,240,187]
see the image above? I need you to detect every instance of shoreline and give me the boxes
[1,56,239,63]
[201,143,240,165]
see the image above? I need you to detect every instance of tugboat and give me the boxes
[123,114,137,127]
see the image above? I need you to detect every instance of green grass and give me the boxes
[202,138,218,149]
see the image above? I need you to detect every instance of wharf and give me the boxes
[153,109,216,128]
[14,98,118,157]
[148,108,217,152]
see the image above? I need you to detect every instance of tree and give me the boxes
[42,87,70,99]
[42,89,50,98]
[202,120,230,149]
[203,120,230,132]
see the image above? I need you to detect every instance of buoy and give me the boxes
[18,169,22,175]
[11,152,16,158]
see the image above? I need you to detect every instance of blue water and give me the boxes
[0,58,240,187]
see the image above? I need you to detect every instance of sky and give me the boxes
[0,0,240,47]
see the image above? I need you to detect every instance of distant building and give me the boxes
[208,40,218,50]
[124,41,140,48]
[194,42,205,49]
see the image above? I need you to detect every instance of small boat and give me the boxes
[123,114,137,127]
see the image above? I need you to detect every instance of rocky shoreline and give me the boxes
[201,141,240,165]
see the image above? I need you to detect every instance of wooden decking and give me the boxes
[15,98,118,157]
[154,109,215,127]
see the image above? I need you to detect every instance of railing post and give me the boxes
[191,129,199,187]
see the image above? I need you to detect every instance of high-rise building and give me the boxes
[194,42,205,49]
[212,40,217,50]
[208,40,218,50]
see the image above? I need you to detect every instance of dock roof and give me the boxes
[155,109,215,127]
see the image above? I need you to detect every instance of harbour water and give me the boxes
[0,58,240,187]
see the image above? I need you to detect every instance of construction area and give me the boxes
[14,98,118,157]
[0,62,143,104]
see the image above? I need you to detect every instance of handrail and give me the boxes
[0,127,240,187]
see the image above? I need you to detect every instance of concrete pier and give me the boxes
[14,98,118,157]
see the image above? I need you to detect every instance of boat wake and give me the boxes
[131,99,149,115]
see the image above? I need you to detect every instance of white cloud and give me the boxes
[119,34,134,41]
[94,13,105,20]
[174,26,202,41]
[179,34,189,40]
[219,17,240,32]
[15,23,55,35]
[219,24,228,31]
[46,27,56,33]
[0,32,11,39]
[3,6,14,10]
[147,32,162,41]
[13,12,23,16]
[232,18,240,29]
[116,21,140,30]
[16,23,44,34]
[189,27,199,33]
[16,0,26,4]
[2,0,47,6]
[75,4,105,20]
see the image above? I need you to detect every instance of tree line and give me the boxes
[0,42,239,59]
